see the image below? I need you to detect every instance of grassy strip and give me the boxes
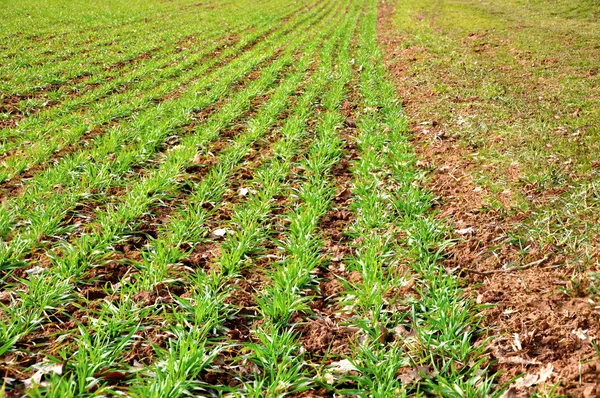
[0,0,333,271]
[333,0,495,395]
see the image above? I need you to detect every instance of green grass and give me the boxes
[0,0,502,395]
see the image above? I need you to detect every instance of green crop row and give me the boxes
[0,0,331,271]
[2,0,354,395]
[241,1,362,394]
[0,0,297,97]
[0,0,337,353]
[335,1,496,395]
[0,2,304,176]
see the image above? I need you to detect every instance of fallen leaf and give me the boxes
[323,372,335,384]
[455,227,475,235]
[499,387,518,398]
[23,362,64,388]
[210,228,228,239]
[335,188,352,202]
[192,153,203,164]
[512,363,553,389]
[25,266,45,276]
[537,363,553,384]
[165,135,179,146]
[583,384,598,398]
[328,359,358,374]
[93,370,130,381]
[398,368,422,384]
[513,333,522,351]
[573,328,590,341]
[514,373,539,388]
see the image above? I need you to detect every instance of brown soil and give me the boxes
[301,319,357,357]
[377,1,600,396]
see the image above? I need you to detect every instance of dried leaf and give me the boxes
[515,372,539,388]
[398,366,433,384]
[328,359,357,374]
[323,372,335,384]
[398,368,422,384]
[93,370,130,381]
[25,266,45,276]
[512,363,553,389]
[572,328,590,341]
[537,363,553,384]
[583,384,599,398]
[165,135,179,146]
[513,333,522,351]
[335,188,352,202]
[23,362,64,388]
[210,228,228,239]
[192,153,203,164]
[455,227,475,235]
[499,387,518,398]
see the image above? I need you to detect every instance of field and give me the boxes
[0,0,598,396]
